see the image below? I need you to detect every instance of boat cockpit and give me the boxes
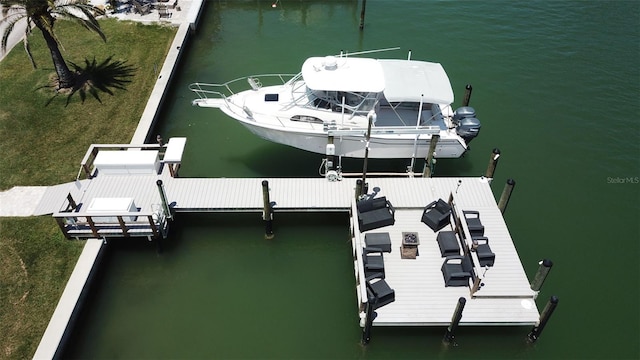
[309,89,379,116]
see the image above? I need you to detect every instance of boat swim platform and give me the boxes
[42,141,540,327]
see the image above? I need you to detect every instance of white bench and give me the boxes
[93,150,160,175]
[163,137,187,177]
[86,197,138,222]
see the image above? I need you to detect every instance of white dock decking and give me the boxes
[59,172,357,213]
[349,178,540,327]
[41,141,540,328]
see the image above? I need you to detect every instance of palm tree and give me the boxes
[0,0,106,90]
[48,55,137,106]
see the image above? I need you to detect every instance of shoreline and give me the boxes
[31,1,206,358]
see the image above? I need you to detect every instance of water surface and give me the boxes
[66,1,639,359]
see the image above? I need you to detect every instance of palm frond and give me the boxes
[0,7,28,52]
[2,0,110,90]
[51,2,106,42]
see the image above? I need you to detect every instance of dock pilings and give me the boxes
[443,297,466,345]
[528,261,557,343]
[327,135,335,173]
[462,84,473,107]
[155,179,172,251]
[262,180,275,239]
[155,234,164,253]
[355,179,368,200]
[156,180,172,220]
[361,294,377,345]
[527,296,559,343]
[359,112,374,197]
[485,148,501,179]
[359,0,367,30]
[497,179,516,214]
[423,134,440,178]
[530,259,553,292]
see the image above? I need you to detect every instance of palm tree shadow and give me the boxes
[41,56,136,106]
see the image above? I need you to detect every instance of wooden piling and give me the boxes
[327,135,335,173]
[156,180,172,220]
[497,178,515,214]
[155,235,164,253]
[530,259,553,292]
[361,295,376,344]
[147,213,164,253]
[485,148,501,179]
[355,179,363,200]
[359,0,367,30]
[117,216,129,237]
[360,112,374,196]
[443,297,466,345]
[262,180,274,239]
[87,217,98,237]
[527,296,559,343]
[147,215,160,240]
[423,134,440,177]
[462,84,473,107]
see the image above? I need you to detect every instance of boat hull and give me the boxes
[190,54,480,160]
[236,119,467,159]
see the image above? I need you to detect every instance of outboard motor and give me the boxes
[453,106,481,143]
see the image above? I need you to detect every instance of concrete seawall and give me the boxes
[131,0,204,144]
[130,21,192,144]
[32,239,106,360]
[33,1,205,358]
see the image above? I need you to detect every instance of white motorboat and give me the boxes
[189,49,481,160]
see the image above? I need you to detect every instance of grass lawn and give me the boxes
[0,18,177,360]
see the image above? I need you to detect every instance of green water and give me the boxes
[65,1,639,359]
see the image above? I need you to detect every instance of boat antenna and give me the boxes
[338,47,401,57]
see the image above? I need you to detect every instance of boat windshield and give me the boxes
[308,89,379,114]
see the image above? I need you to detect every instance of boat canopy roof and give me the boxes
[379,60,453,104]
[301,56,454,104]
[301,56,385,93]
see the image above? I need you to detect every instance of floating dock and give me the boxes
[40,140,542,334]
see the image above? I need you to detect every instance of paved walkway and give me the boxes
[0,0,199,217]
[0,187,46,216]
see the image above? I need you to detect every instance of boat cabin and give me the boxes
[295,56,455,125]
